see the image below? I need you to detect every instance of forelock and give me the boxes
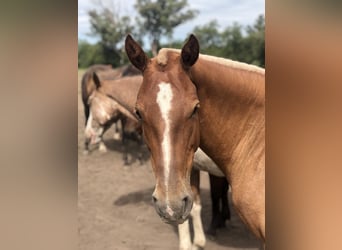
[157,48,169,66]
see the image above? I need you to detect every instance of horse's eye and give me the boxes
[135,109,142,120]
[191,103,200,118]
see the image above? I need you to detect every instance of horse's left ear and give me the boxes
[125,34,149,72]
[93,72,101,89]
[181,34,199,68]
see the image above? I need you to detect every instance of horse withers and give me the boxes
[125,34,265,241]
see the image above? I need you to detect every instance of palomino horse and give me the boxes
[84,74,142,163]
[82,64,140,153]
[125,34,265,241]
[92,74,144,165]
[88,73,231,249]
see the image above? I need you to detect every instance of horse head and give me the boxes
[85,73,124,145]
[125,34,201,224]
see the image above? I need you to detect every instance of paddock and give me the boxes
[78,70,261,249]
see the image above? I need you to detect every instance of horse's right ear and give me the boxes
[125,34,149,72]
[93,72,101,89]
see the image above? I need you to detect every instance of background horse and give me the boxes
[125,34,265,242]
[81,64,140,154]
[88,72,231,250]
[85,74,143,163]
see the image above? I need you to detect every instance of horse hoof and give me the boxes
[113,133,121,140]
[99,145,107,153]
[192,245,204,250]
[206,233,217,241]
[206,227,217,237]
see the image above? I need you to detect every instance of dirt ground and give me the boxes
[78,70,262,250]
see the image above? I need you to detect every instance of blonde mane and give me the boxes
[157,48,265,75]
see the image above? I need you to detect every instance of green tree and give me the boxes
[193,20,223,56]
[135,0,198,55]
[88,4,136,66]
[244,15,265,67]
[220,15,264,67]
[78,41,105,68]
[221,23,246,62]
[189,15,265,67]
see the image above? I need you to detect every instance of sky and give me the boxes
[78,0,265,44]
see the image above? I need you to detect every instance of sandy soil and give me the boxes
[78,70,262,250]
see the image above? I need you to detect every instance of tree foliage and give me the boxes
[78,0,264,69]
[193,15,265,67]
[135,0,198,55]
[193,20,223,57]
[78,41,104,68]
[87,4,136,66]
[244,15,265,67]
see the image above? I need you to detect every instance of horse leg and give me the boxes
[98,141,107,153]
[220,178,230,223]
[118,117,130,165]
[190,169,206,250]
[83,137,90,155]
[178,220,191,250]
[98,124,110,153]
[121,131,130,165]
[207,174,224,236]
[113,120,122,140]
[136,133,144,165]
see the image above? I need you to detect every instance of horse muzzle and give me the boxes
[152,190,193,224]
[85,127,102,145]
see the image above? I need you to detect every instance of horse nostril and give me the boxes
[152,195,158,204]
[182,196,190,212]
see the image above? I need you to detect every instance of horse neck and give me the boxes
[190,57,265,180]
[101,76,142,120]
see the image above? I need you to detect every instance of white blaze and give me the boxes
[156,82,173,194]
[85,112,94,138]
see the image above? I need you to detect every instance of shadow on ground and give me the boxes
[87,137,151,166]
[113,187,262,249]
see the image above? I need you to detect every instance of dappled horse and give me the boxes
[81,64,140,154]
[125,34,265,242]
[89,73,231,249]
